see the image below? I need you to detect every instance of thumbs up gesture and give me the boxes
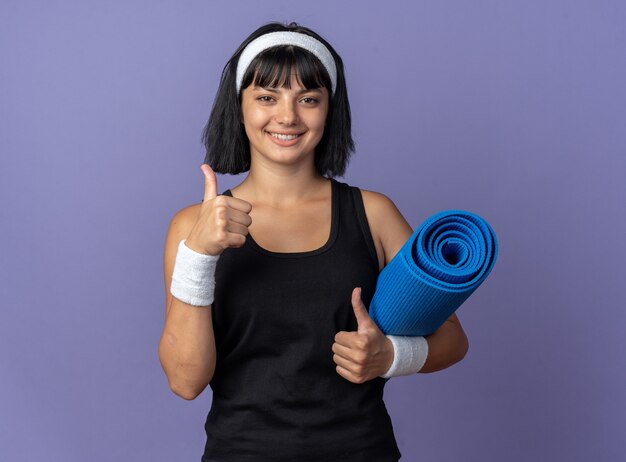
[185,164,253,256]
[332,287,394,383]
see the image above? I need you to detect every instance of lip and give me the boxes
[265,131,304,147]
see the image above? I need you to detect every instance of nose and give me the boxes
[275,99,299,125]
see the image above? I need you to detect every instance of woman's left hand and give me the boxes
[332,287,394,383]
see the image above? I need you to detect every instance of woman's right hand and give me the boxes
[185,163,252,256]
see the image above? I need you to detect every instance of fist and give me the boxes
[185,163,252,256]
[332,287,394,384]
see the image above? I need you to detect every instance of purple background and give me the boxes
[2,1,625,460]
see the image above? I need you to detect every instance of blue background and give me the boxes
[1,1,625,460]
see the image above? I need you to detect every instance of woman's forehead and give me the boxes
[243,46,332,95]
[250,84,325,95]
[252,71,326,91]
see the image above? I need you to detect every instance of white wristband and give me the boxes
[170,239,220,306]
[380,335,429,378]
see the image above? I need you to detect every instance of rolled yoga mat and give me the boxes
[369,210,498,336]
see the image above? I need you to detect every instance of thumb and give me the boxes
[200,163,218,202]
[351,287,374,334]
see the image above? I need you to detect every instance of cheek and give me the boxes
[308,108,329,133]
[241,108,266,134]
[240,96,265,126]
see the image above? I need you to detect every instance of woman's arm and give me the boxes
[159,164,252,397]
[360,190,470,373]
[158,204,217,400]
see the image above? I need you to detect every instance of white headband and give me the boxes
[235,31,337,96]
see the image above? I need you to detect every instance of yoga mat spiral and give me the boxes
[369,210,498,336]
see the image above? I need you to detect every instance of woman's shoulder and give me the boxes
[167,202,202,236]
[342,181,399,221]
[358,188,396,214]
[333,179,392,208]
[175,202,202,218]
[351,185,413,267]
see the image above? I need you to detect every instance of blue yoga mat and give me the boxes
[369,210,498,336]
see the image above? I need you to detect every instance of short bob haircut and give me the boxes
[201,22,354,178]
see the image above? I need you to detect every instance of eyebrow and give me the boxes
[251,86,323,94]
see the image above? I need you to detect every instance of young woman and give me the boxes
[159,22,469,461]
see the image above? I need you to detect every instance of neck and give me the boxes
[238,160,329,207]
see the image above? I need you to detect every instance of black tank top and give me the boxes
[202,178,402,462]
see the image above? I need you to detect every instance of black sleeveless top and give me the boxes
[201,178,402,462]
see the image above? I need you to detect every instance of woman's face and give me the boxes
[240,74,329,169]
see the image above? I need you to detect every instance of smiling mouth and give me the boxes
[267,132,303,141]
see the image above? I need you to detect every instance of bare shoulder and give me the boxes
[162,203,202,316]
[359,189,398,219]
[167,202,202,233]
[358,189,414,268]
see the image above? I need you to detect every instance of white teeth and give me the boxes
[269,132,301,141]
